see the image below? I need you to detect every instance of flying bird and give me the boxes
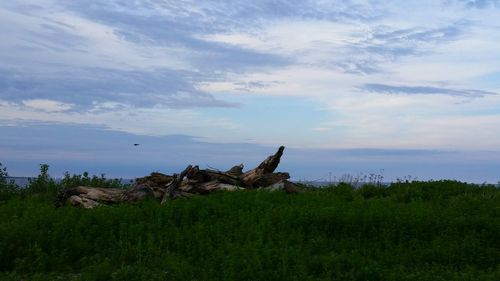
[134,143,140,146]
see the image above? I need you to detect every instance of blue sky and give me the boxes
[0,0,499,182]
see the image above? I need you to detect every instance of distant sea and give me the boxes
[5,177,33,187]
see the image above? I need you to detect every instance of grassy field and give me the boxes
[0,164,499,280]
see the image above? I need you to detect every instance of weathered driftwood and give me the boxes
[55,185,157,208]
[241,146,285,187]
[56,146,298,208]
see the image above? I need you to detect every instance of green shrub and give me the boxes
[0,163,20,201]
[80,260,113,281]
[0,175,498,280]
[60,171,128,189]
[330,182,355,200]
[1,162,130,202]
[25,164,58,198]
[357,183,388,199]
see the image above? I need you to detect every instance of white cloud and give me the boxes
[0,4,191,72]
[200,19,360,56]
[22,99,74,112]
[1,1,500,152]
[194,4,500,151]
[0,100,239,140]
[310,93,500,150]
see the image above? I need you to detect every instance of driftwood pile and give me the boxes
[56,146,298,208]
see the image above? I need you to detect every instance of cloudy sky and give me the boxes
[1,0,499,183]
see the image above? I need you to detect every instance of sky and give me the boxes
[0,0,499,183]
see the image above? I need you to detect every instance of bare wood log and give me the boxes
[69,195,100,208]
[194,181,244,193]
[226,164,244,177]
[241,146,285,188]
[252,172,290,188]
[256,145,284,173]
[161,165,193,204]
[260,180,299,193]
[70,186,125,203]
[184,165,205,182]
[136,172,174,187]
[57,185,159,208]
[56,145,293,208]
[204,170,242,185]
[186,166,242,185]
[123,184,157,202]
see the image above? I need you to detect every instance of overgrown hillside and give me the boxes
[0,164,499,280]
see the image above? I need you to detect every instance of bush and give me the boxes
[24,164,56,194]
[60,171,128,189]
[0,163,20,201]
[0,166,499,280]
[1,163,130,202]
[357,184,388,199]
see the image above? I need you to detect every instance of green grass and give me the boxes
[0,165,499,280]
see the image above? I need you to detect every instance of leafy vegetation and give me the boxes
[0,163,21,201]
[0,163,129,202]
[0,164,499,280]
